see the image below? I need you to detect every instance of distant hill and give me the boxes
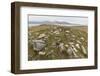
[29,21,87,27]
[29,21,71,24]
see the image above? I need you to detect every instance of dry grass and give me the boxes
[28,24,88,61]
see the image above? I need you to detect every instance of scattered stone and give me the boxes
[53,30,60,34]
[81,45,87,54]
[76,44,80,48]
[59,43,65,51]
[32,40,46,51]
[65,44,69,48]
[65,30,70,33]
[80,37,84,40]
[77,40,81,44]
[71,45,78,52]
[67,47,73,58]
[72,49,79,58]
[69,42,74,45]
[38,51,46,55]
[72,35,75,37]
[38,33,46,38]
[44,47,48,50]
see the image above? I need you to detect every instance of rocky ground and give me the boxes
[28,24,88,61]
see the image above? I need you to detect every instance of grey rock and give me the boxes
[32,40,46,51]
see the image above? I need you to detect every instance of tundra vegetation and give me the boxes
[28,24,88,61]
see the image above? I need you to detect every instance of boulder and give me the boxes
[32,40,46,51]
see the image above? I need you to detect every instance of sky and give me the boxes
[28,15,88,26]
